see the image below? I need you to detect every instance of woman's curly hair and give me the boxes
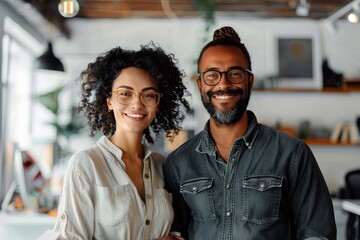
[78,42,191,144]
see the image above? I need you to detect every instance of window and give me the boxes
[0,17,42,202]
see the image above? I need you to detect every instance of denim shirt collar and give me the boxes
[196,110,259,155]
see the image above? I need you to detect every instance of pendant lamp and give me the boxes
[35,42,65,72]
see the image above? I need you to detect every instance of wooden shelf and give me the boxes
[253,78,360,93]
[305,138,359,146]
[253,87,360,93]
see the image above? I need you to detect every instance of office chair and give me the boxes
[345,169,360,240]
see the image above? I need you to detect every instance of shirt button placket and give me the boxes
[143,157,153,239]
[222,154,237,240]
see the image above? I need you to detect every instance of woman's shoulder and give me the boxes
[67,145,105,171]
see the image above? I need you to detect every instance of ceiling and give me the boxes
[20,0,352,38]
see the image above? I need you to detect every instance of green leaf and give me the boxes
[36,85,66,116]
[195,0,217,25]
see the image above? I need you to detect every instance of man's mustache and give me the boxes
[207,89,244,97]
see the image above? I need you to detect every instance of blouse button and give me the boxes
[147,194,152,199]
[60,212,67,222]
[144,173,149,178]
[145,219,150,225]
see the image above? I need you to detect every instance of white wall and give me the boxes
[53,17,360,193]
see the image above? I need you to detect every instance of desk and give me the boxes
[0,211,56,240]
[342,200,360,240]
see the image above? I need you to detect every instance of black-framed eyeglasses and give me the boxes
[198,67,252,86]
[112,89,162,107]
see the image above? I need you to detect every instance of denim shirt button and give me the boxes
[259,182,265,189]
[226,184,230,189]
[192,187,197,192]
[226,212,231,216]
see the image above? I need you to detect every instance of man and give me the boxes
[163,26,336,240]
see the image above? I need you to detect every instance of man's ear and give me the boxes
[249,73,255,89]
[196,78,202,92]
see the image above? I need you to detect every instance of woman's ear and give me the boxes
[106,97,113,112]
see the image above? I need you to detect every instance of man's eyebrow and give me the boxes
[204,66,245,71]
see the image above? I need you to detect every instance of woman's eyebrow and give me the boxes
[142,87,158,92]
[115,85,133,90]
[115,86,157,92]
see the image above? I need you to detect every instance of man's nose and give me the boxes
[216,73,232,88]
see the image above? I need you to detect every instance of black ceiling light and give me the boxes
[35,42,65,72]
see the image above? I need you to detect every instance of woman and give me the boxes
[53,42,190,239]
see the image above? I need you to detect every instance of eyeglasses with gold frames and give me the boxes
[111,89,162,107]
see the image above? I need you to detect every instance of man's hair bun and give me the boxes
[213,26,241,43]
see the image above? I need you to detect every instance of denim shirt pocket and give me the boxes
[241,175,283,225]
[180,177,216,221]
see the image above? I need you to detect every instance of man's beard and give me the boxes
[201,88,251,125]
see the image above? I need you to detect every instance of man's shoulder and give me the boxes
[168,131,203,157]
[258,123,306,147]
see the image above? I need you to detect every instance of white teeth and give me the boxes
[126,113,144,118]
[215,95,232,99]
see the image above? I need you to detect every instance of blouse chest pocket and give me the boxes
[94,184,136,227]
[241,175,283,225]
[180,177,216,221]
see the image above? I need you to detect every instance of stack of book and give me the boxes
[330,122,360,144]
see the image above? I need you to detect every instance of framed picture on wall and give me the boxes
[276,37,322,89]
[278,38,313,79]
[271,25,322,89]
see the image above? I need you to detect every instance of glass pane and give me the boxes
[7,39,33,149]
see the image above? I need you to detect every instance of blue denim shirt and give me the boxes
[164,111,336,240]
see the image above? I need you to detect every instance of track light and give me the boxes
[58,0,80,18]
[347,12,359,23]
[324,0,360,22]
[323,0,360,33]
[296,0,310,17]
[348,1,360,23]
[323,21,337,34]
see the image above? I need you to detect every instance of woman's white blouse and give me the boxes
[53,136,174,240]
